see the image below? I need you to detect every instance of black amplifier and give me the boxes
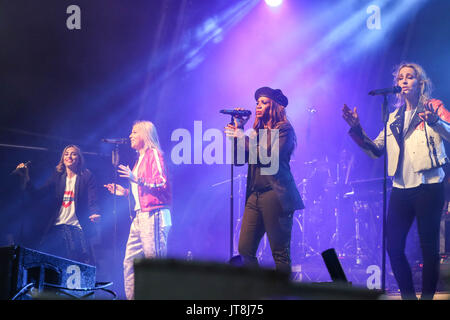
[0,245,96,300]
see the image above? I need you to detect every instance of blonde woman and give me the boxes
[343,62,450,300]
[104,121,172,300]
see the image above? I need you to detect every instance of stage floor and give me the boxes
[384,291,450,300]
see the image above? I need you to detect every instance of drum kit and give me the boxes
[291,154,389,270]
[222,148,390,280]
[250,151,389,274]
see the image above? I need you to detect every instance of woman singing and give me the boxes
[16,145,101,265]
[104,120,172,300]
[225,87,304,275]
[342,62,450,299]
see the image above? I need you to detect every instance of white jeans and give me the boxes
[123,209,171,300]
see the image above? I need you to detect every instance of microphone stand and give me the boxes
[111,144,120,267]
[223,112,249,261]
[369,89,398,292]
[229,116,235,261]
[381,94,389,293]
[235,173,245,256]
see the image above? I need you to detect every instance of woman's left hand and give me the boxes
[118,164,137,183]
[224,124,245,139]
[419,101,440,125]
[89,214,101,223]
[224,124,237,138]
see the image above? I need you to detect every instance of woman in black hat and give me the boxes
[225,87,304,274]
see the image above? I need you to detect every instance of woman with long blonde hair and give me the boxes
[343,62,450,299]
[392,62,433,109]
[104,120,171,300]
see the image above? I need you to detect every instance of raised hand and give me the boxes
[15,162,30,183]
[342,104,361,128]
[15,162,29,174]
[117,164,137,183]
[224,123,245,140]
[232,107,250,129]
[224,108,250,140]
[104,183,127,196]
[89,214,101,223]
[419,101,440,125]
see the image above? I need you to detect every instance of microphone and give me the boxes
[220,109,252,117]
[10,161,31,175]
[102,138,128,144]
[307,107,317,114]
[304,159,317,165]
[368,86,401,96]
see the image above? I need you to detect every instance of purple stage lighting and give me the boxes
[265,0,283,8]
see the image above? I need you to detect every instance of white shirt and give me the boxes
[131,153,145,211]
[55,174,82,229]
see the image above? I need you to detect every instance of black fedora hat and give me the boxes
[254,87,288,107]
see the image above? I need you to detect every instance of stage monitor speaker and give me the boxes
[446,220,450,253]
[440,216,450,254]
[134,258,383,300]
[0,246,96,300]
[321,248,348,283]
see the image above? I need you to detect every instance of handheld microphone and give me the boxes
[368,86,401,96]
[307,107,317,114]
[10,161,31,175]
[102,138,128,144]
[220,109,252,117]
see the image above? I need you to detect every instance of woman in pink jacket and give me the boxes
[105,120,172,300]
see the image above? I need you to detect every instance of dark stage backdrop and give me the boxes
[1,0,449,298]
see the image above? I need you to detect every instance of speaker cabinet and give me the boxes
[0,246,96,300]
[134,258,383,300]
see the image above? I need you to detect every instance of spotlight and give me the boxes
[265,0,282,8]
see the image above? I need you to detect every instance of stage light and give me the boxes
[265,0,282,8]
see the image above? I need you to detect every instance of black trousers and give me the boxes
[387,182,444,300]
[238,189,293,274]
[40,224,94,265]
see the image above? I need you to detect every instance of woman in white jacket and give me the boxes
[342,62,450,300]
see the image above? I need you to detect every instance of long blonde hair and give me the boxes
[56,144,85,173]
[133,120,162,152]
[393,62,433,108]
